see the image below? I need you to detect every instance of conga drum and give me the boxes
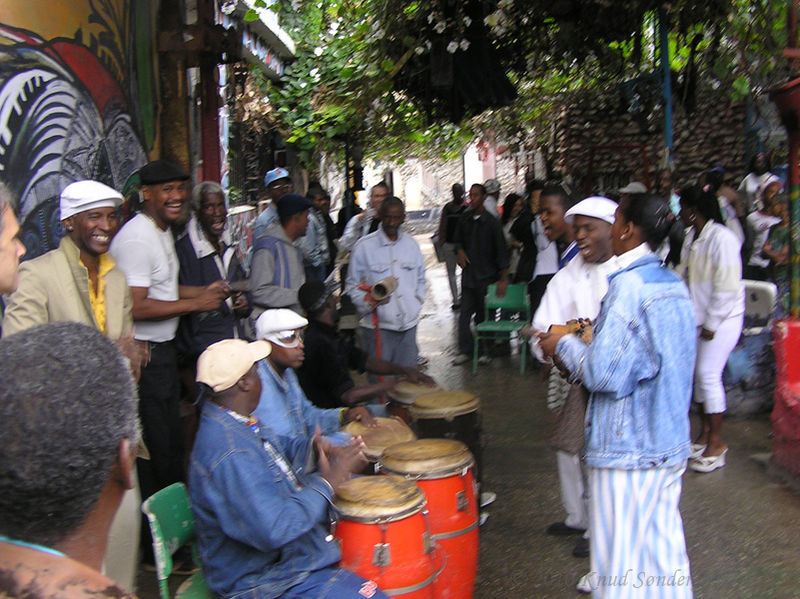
[409,391,482,484]
[342,417,416,474]
[387,381,441,424]
[334,476,438,598]
[380,439,478,599]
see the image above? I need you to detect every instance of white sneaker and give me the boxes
[576,573,593,594]
[477,355,491,365]
[479,512,490,526]
[452,353,471,365]
[479,491,497,508]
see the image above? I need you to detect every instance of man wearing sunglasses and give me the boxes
[252,309,375,441]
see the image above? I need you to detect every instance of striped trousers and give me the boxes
[586,463,693,599]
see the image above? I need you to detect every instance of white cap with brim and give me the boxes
[255,309,308,347]
[60,180,123,220]
[196,339,271,392]
[565,196,618,225]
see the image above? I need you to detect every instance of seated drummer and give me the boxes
[253,308,376,438]
[296,279,435,409]
[190,339,390,599]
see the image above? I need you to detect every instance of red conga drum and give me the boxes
[334,476,438,598]
[387,381,441,424]
[379,439,478,599]
[341,417,416,474]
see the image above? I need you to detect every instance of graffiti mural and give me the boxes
[0,0,156,259]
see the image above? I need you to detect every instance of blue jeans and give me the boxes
[283,567,389,599]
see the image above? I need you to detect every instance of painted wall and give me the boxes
[0,0,157,259]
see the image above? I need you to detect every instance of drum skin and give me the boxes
[342,417,416,474]
[380,440,479,599]
[387,381,441,425]
[334,476,437,598]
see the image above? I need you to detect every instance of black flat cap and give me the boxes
[139,160,190,185]
[276,193,313,220]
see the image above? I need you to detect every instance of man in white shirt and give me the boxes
[338,182,389,253]
[109,160,228,564]
[483,178,501,218]
[346,196,426,370]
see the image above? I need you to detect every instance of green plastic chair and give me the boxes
[473,283,531,375]
[141,482,214,599]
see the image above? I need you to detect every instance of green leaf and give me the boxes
[243,8,259,22]
[380,59,394,72]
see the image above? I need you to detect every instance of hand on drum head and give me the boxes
[315,430,368,491]
[401,368,436,386]
[343,406,377,427]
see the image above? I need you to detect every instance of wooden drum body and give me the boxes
[380,439,478,599]
[409,391,482,485]
[334,476,437,598]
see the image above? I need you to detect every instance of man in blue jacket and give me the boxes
[190,338,388,599]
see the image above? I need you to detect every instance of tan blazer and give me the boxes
[3,236,133,339]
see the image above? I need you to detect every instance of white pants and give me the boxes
[588,464,693,599]
[694,314,743,414]
[557,450,588,530]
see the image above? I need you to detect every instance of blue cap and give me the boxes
[264,167,291,187]
[276,193,313,220]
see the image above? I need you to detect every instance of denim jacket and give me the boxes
[556,253,696,470]
[253,359,342,439]
[189,402,340,598]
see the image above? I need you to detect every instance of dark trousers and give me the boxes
[137,341,184,560]
[528,274,555,317]
[458,283,489,355]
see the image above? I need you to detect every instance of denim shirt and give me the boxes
[189,403,339,598]
[556,253,696,470]
[253,359,342,439]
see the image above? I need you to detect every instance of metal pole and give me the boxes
[659,7,673,159]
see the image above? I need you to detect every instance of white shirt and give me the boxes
[110,213,180,342]
[484,195,499,218]
[746,211,781,268]
[532,216,558,278]
[530,253,619,361]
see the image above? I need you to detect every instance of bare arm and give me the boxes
[130,281,228,321]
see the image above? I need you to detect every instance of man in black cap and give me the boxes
[110,159,229,565]
[250,193,311,316]
[296,279,435,409]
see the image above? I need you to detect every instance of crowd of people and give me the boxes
[0,152,786,599]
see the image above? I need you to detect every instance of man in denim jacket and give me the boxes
[541,198,696,599]
[190,339,387,599]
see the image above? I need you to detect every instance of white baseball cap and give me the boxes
[196,339,271,392]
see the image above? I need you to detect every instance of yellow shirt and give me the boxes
[81,253,115,335]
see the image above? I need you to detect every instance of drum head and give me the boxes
[388,381,441,406]
[335,475,425,523]
[380,439,475,479]
[342,417,416,460]
[409,391,480,419]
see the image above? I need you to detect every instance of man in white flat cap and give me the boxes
[4,180,133,341]
[3,179,147,591]
[252,308,375,441]
[524,195,619,564]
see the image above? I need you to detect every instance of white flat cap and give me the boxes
[60,180,123,220]
[196,339,271,392]
[565,196,618,225]
[255,309,308,347]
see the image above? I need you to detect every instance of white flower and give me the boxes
[415,46,425,55]
[446,41,458,53]
[425,40,432,49]
[374,28,385,39]
[463,15,472,27]
[309,67,319,78]
[498,0,513,9]
[314,47,323,56]
[459,38,470,51]
[434,20,446,34]
[427,12,436,24]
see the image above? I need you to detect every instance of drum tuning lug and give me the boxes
[372,543,391,567]
[456,491,468,512]
[423,531,434,554]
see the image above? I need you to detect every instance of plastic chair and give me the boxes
[473,283,530,374]
[141,482,214,599]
